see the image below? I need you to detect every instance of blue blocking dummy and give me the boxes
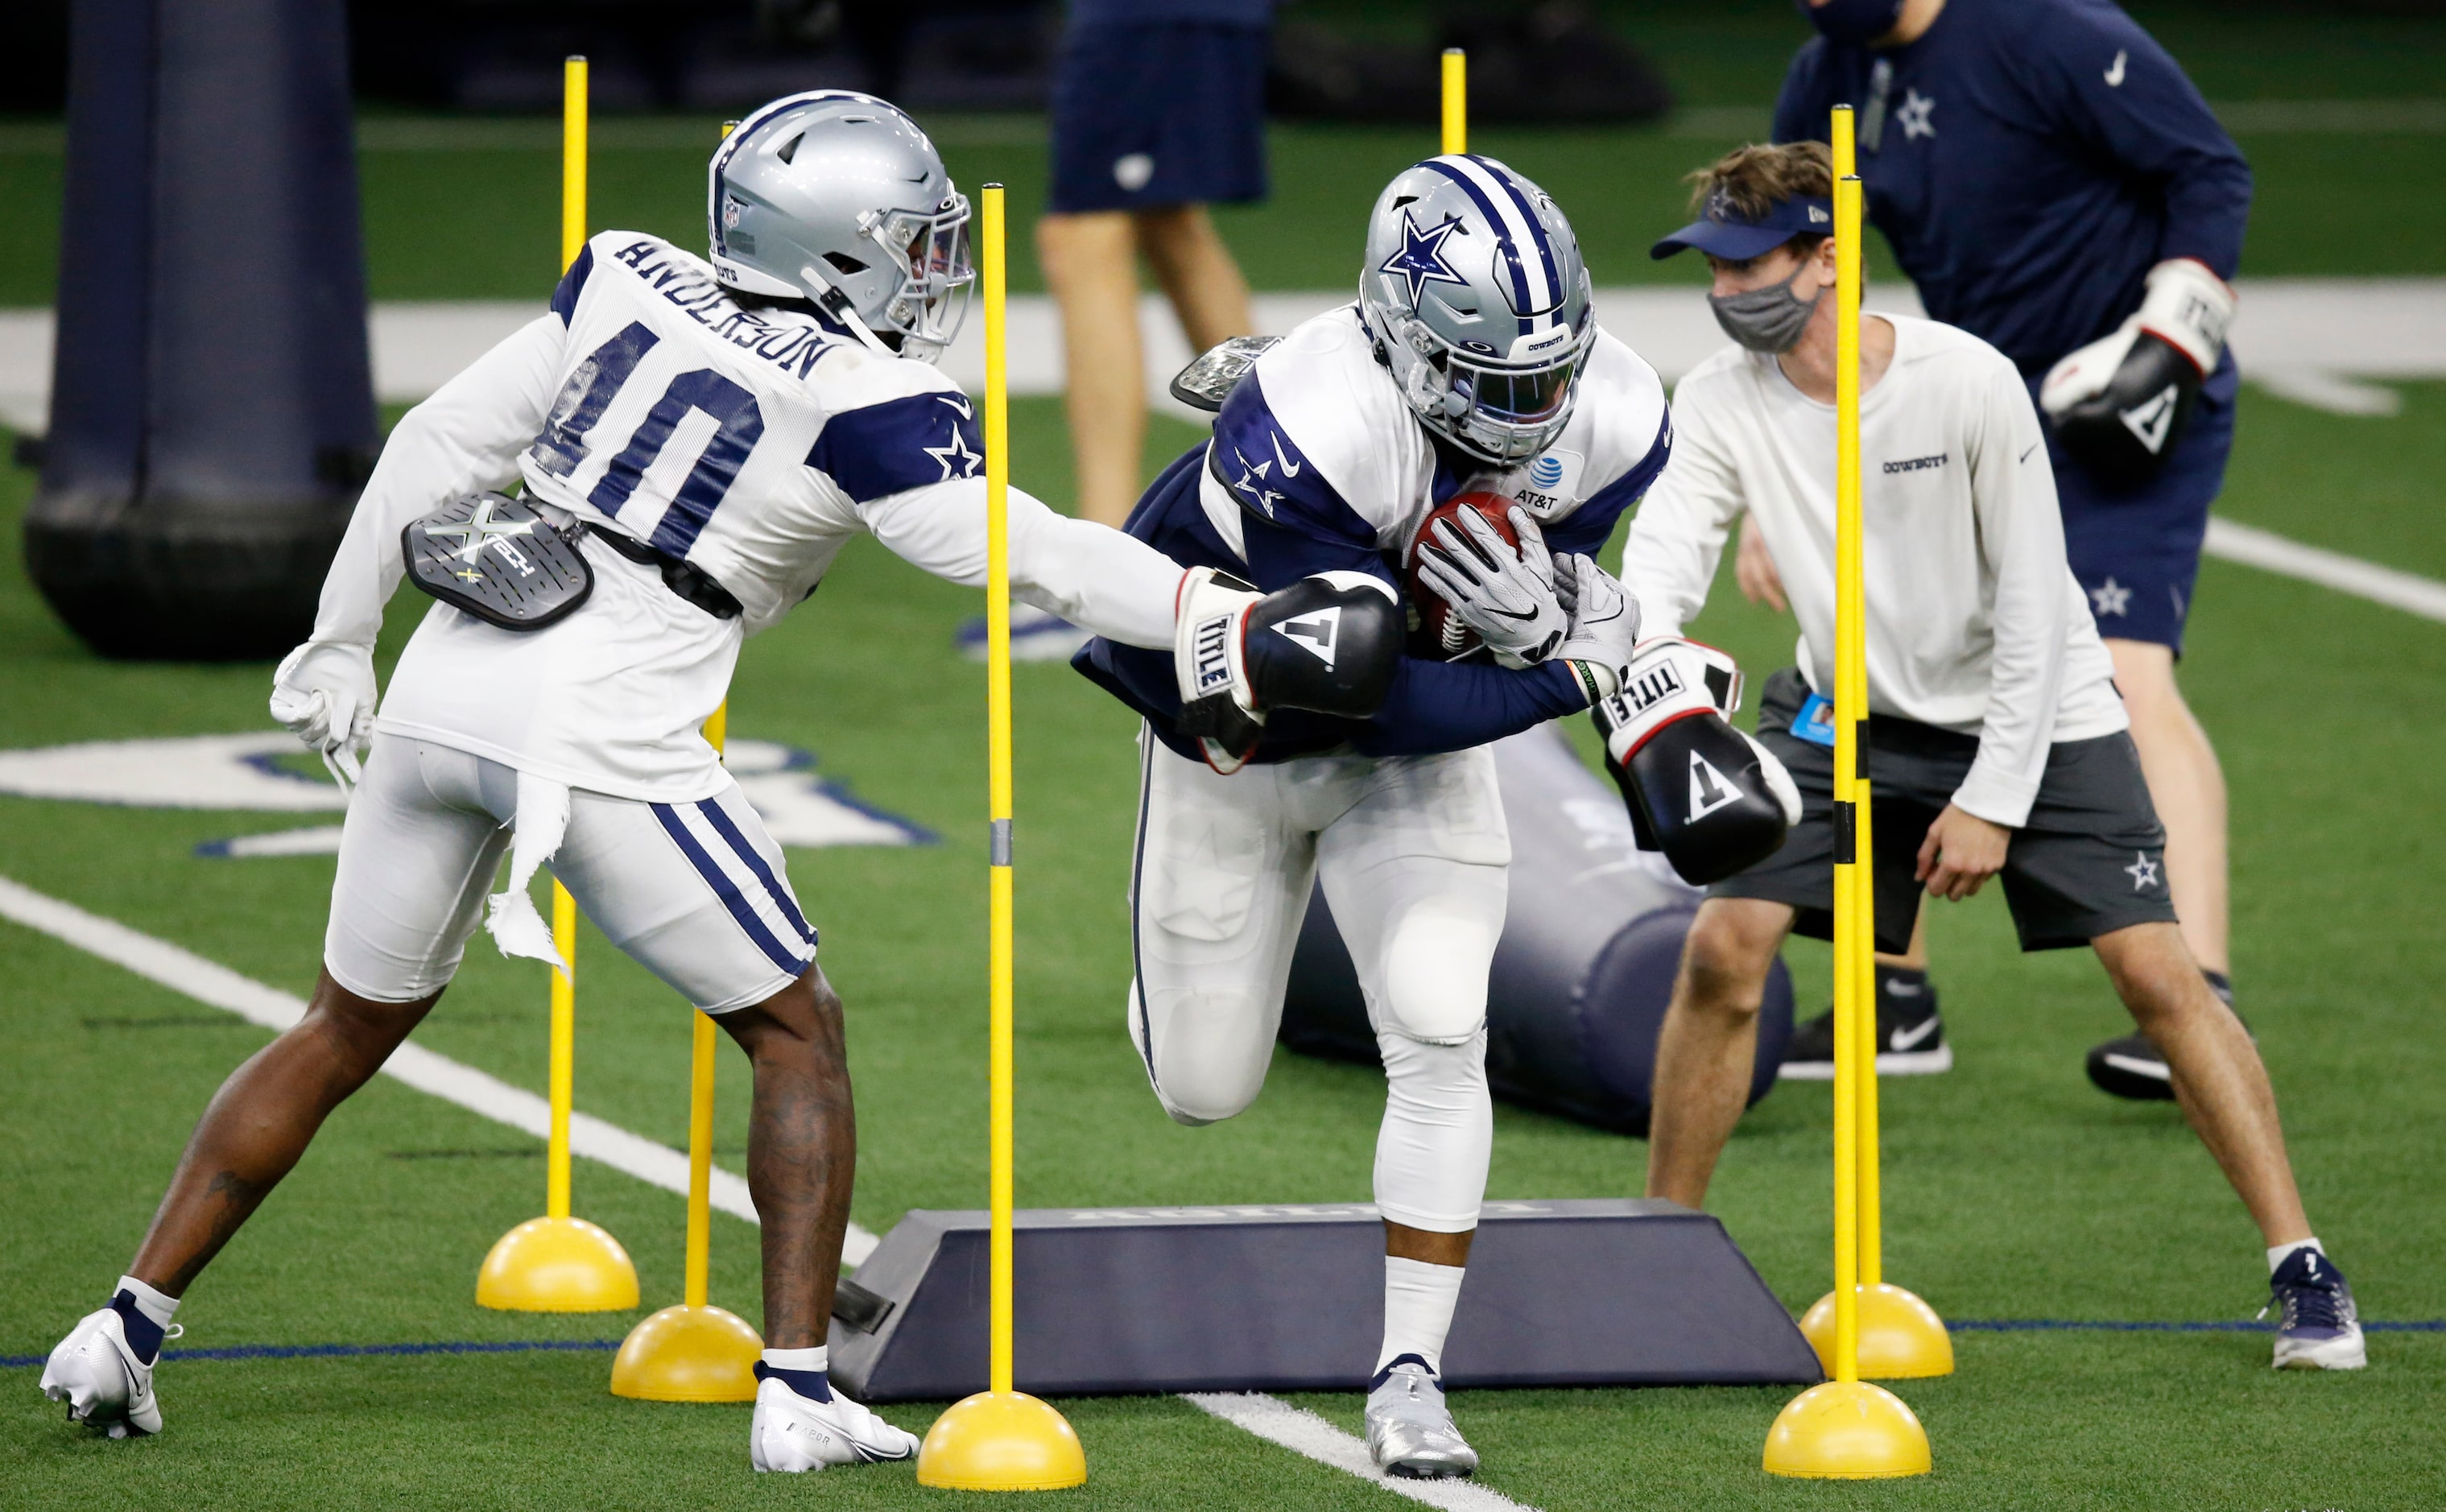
[1280,725,1795,1134]
[27,0,377,659]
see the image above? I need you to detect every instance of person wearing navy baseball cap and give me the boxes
[1630,138,2363,1378]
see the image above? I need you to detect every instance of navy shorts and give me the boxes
[2035,361,2237,655]
[1047,21,1270,213]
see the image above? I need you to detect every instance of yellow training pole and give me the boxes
[611,702,765,1400]
[1763,106,1931,1479]
[916,184,1087,1493]
[683,1008,719,1310]
[475,52,638,1314]
[1441,48,1467,155]
[547,887,576,1220]
[1792,105,1953,1386]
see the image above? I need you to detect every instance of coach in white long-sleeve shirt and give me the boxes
[1623,143,2359,1370]
[1630,315,2126,828]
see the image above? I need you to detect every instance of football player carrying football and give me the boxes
[1073,154,1795,1478]
[38,91,1353,1467]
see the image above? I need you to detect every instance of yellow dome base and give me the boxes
[475,1217,639,1313]
[608,1303,762,1402]
[916,1390,1088,1491]
[1799,1282,1956,1378]
[1763,1379,1932,1479]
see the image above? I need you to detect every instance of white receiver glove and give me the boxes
[1552,552,1642,703]
[270,641,377,796]
[1415,503,1567,667]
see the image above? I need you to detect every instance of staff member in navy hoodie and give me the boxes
[1773,0,2250,1100]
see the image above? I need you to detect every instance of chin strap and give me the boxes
[797,262,900,357]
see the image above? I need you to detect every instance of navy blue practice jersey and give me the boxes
[1076,304,1671,766]
[1775,0,2249,394]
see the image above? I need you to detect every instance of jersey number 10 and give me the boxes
[527,321,767,560]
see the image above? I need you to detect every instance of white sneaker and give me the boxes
[748,1373,920,1472]
[41,1306,178,1438]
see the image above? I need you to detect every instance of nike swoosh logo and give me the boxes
[2020,443,2039,463]
[1478,604,1539,621]
[1890,1018,1940,1050]
[2104,49,2127,86]
[1270,432,1302,477]
[936,394,974,418]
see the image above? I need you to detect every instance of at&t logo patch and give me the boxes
[1511,448,1583,519]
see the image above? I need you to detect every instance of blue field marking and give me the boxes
[0,1338,622,1369]
[5,1322,2442,1372]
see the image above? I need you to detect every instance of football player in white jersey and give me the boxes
[1075,155,1701,1478]
[38,91,1378,1469]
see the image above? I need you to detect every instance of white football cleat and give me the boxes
[748,1373,919,1472]
[40,1306,177,1438]
[1366,1358,1478,1479]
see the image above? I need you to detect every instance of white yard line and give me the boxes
[1186,1393,1540,1511]
[2204,519,2446,625]
[0,873,878,1265]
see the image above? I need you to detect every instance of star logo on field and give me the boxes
[1897,89,1937,141]
[2125,851,2161,891]
[925,424,982,481]
[1377,209,1469,309]
[2090,576,2131,618]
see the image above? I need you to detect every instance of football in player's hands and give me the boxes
[1405,491,1523,660]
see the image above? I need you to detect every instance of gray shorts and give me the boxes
[1710,668,2177,953]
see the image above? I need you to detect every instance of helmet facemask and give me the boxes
[859,199,973,362]
[1378,293,1595,465]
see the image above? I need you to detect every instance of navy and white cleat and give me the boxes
[2266,1249,2366,1370]
[956,603,1093,663]
[748,1366,920,1472]
[1365,1357,1478,1480]
[40,1306,177,1438]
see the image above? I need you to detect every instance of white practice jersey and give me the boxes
[1192,305,1673,576]
[1624,316,2125,828]
[304,232,1182,803]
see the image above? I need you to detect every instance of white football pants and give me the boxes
[324,733,816,1013]
[1127,728,1506,1233]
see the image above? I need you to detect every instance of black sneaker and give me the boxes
[2087,973,2242,1101]
[2084,1032,2175,1100]
[1779,969,1950,1080]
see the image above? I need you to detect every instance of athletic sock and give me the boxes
[109,1275,179,1365]
[1374,1255,1466,1381]
[2202,969,2234,1008]
[2267,1237,2324,1275]
[755,1345,833,1402]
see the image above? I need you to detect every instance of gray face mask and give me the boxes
[1708,266,1824,353]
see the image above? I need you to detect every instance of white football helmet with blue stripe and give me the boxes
[709,92,972,363]
[1359,155,1596,464]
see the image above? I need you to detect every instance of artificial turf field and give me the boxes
[5,4,2445,1505]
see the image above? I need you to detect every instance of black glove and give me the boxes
[2039,258,2235,489]
[1592,639,1800,886]
[1173,568,1403,773]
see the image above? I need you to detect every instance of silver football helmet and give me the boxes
[1358,155,1596,464]
[709,91,973,363]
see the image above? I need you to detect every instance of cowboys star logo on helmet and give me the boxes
[1377,209,1471,308]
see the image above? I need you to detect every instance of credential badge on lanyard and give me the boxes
[1794,690,1839,750]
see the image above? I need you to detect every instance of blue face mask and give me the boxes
[1796,0,1907,46]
